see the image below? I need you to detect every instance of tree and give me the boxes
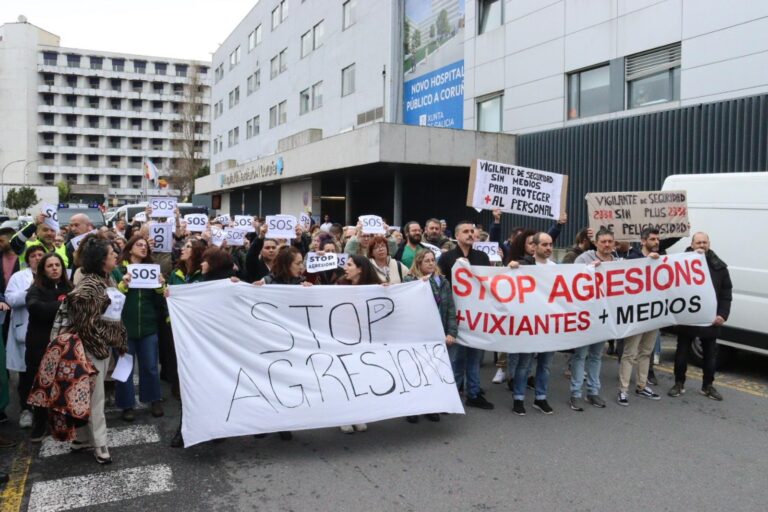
[437,9,451,39]
[6,186,39,216]
[57,181,70,203]
[403,20,412,55]
[429,24,436,40]
[167,63,206,201]
[411,28,421,52]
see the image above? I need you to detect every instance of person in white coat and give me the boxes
[5,245,45,428]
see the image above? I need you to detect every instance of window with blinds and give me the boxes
[626,43,681,109]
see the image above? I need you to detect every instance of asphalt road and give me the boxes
[2,339,766,512]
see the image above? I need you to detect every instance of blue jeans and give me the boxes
[506,353,519,382]
[448,344,482,398]
[115,333,162,409]
[512,352,554,400]
[570,341,604,398]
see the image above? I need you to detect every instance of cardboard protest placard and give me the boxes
[210,226,225,247]
[359,215,386,234]
[585,190,690,241]
[305,252,339,273]
[149,223,173,253]
[473,241,502,262]
[215,214,231,226]
[41,204,59,232]
[233,215,255,232]
[266,215,297,239]
[126,264,162,289]
[224,228,247,246]
[467,159,567,221]
[148,197,177,218]
[184,214,208,232]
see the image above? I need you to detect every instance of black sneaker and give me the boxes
[512,400,526,416]
[405,415,419,424]
[465,394,494,410]
[617,391,629,406]
[0,411,7,423]
[569,397,584,412]
[424,413,440,422]
[635,387,661,400]
[668,382,685,397]
[30,422,47,443]
[586,394,606,408]
[170,429,184,448]
[533,399,554,414]
[701,385,723,401]
[278,431,293,441]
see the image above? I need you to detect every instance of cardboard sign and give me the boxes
[337,253,349,268]
[41,204,59,232]
[473,241,502,262]
[215,214,231,226]
[360,215,386,234]
[233,215,255,232]
[210,226,225,247]
[133,212,147,223]
[305,252,339,273]
[148,197,177,218]
[224,228,247,246]
[184,214,208,232]
[266,215,297,239]
[467,160,567,220]
[126,264,162,289]
[299,212,312,229]
[585,190,690,242]
[149,223,173,253]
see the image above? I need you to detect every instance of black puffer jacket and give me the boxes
[678,248,732,338]
[26,281,72,351]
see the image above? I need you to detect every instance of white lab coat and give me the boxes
[5,268,33,372]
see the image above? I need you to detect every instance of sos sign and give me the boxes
[126,264,162,289]
[265,215,297,239]
[42,204,60,231]
[148,197,177,218]
[360,215,385,234]
[149,224,172,253]
[184,214,208,232]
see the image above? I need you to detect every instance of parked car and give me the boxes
[57,203,106,228]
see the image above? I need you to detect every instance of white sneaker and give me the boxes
[19,410,33,429]
[339,425,354,434]
[491,368,506,384]
[653,353,660,365]
[353,423,367,432]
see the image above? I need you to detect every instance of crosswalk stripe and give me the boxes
[27,463,174,512]
[38,424,161,458]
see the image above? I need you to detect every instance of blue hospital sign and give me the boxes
[404,61,464,129]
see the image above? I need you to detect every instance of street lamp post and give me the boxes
[1,159,25,213]
[23,159,41,185]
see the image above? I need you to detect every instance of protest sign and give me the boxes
[148,197,177,218]
[305,252,339,273]
[360,215,386,235]
[299,212,312,229]
[133,212,147,223]
[41,204,59,232]
[337,253,349,268]
[167,280,464,446]
[585,190,690,241]
[467,160,567,221]
[422,242,442,260]
[451,253,716,353]
[233,215,255,232]
[126,264,162,289]
[224,228,247,246]
[210,226,225,247]
[472,242,501,262]
[266,215,297,239]
[70,229,97,251]
[149,223,173,253]
[215,213,231,226]
[184,213,208,232]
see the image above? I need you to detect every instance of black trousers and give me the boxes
[674,334,716,387]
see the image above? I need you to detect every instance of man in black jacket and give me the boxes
[438,220,494,410]
[668,232,732,401]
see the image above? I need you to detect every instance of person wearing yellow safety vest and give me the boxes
[10,213,69,269]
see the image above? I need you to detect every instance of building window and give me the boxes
[228,87,240,109]
[252,116,260,136]
[249,25,263,50]
[478,0,503,34]
[301,31,312,58]
[66,54,81,68]
[300,88,310,114]
[477,93,503,132]
[341,64,355,96]
[155,62,167,75]
[278,100,287,125]
[246,116,261,138]
[214,63,224,83]
[214,100,224,119]
[90,56,103,70]
[227,127,240,147]
[247,70,261,94]
[229,46,241,69]
[567,64,610,119]
[269,105,278,128]
[112,58,125,71]
[279,48,287,73]
[270,55,279,79]
[176,64,188,77]
[312,81,323,110]
[134,60,147,73]
[343,0,356,30]
[43,52,58,66]
[272,0,288,29]
[302,21,325,57]
[626,43,681,109]
[66,75,78,87]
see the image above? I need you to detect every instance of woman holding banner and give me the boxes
[115,235,166,422]
[403,250,456,424]
[368,235,409,284]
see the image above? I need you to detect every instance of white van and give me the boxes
[662,172,768,365]
[110,202,208,224]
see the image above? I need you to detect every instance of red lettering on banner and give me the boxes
[453,268,472,297]
[691,259,705,285]
[625,267,644,294]
[490,274,517,303]
[488,314,506,335]
[548,275,573,303]
[606,269,624,297]
[573,273,593,301]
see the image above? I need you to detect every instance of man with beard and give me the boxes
[394,221,427,268]
[423,218,450,250]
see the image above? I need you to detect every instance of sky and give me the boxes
[0,0,258,62]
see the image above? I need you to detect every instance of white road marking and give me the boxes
[28,464,174,512]
[38,424,160,458]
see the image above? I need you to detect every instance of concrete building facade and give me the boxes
[0,19,211,206]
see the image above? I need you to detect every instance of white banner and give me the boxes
[41,204,59,232]
[360,215,386,234]
[305,252,338,273]
[266,215,297,239]
[149,224,173,253]
[452,253,717,352]
[224,228,247,246]
[184,214,208,232]
[167,280,463,446]
[148,197,177,218]
[126,264,162,289]
[472,242,501,262]
[233,215,255,232]
[468,159,567,220]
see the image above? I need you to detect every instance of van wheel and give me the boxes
[689,338,734,370]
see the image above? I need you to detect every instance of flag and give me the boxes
[144,159,160,187]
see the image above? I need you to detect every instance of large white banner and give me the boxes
[452,253,717,352]
[167,280,464,447]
